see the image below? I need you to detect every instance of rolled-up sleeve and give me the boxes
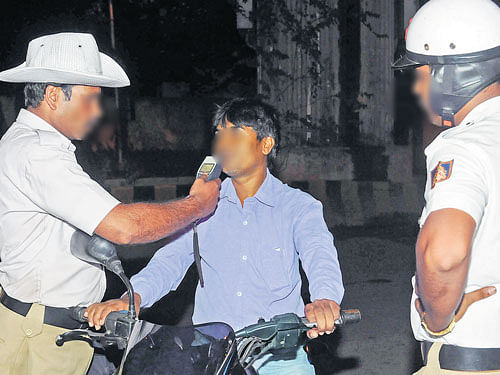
[22,146,120,235]
[131,229,194,308]
[293,199,344,304]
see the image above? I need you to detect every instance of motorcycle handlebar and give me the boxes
[235,309,361,339]
[71,306,361,335]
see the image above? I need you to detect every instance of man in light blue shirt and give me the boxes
[87,98,344,374]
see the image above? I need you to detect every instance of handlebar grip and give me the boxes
[71,307,88,323]
[301,309,361,328]
[338,309,361,326]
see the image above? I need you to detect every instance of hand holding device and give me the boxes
[192,156,223,288]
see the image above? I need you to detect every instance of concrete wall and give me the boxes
[276,145,414,183]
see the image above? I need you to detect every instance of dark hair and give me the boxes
[213,97,280,158]
[24,83,73,108]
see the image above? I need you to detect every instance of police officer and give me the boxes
[0,33,220,375]
[393,0,500,373]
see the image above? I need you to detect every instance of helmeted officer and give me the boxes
[394,0,500,374]
[0,32,220,375]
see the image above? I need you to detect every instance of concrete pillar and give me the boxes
[259,0,341,146]
[358,0,396,145]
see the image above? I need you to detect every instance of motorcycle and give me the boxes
[56,231,361,375]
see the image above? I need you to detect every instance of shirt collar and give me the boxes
[458,95,500,127]
[221,169,279,207]
[15,109,75,151]
[426,95,500,156]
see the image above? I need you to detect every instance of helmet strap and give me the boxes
[441,109,455,128]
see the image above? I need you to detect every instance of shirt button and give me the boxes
[237,291,242,297]
[242,220,248,226]
[242,255,247,261]
[26,329,33,336]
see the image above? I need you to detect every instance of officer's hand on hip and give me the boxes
[84,293,142,330]
[305,299,341,339]
[415,285,497,325]
[189,175,221,219]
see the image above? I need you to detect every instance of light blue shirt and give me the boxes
[131,171,344,331]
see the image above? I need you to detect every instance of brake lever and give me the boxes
[56,329,94,347]
[56,328,130,350]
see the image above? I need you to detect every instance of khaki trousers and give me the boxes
[414,342,500,375]
[0,301,93,375]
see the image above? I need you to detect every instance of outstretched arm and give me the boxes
[21,148,220,245]
[95,177,220,244]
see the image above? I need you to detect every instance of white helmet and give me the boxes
[393,0,500,127]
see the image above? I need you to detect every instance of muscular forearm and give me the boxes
[96,196,202,244]
[416,241,470,331]
[415,209,475,331]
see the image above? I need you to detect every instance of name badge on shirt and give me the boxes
[431,160,453,189]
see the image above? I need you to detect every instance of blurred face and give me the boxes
[413,65,442,126]
[214,119,275,178]
[52,85,103,140]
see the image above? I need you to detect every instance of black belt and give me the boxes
[0,290,87,330]
[422,341,500,372]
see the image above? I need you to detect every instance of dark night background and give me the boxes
[0,0,256,96]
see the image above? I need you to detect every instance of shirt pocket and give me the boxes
[258,242,293,295]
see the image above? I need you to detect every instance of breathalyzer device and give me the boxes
[196,156,222,182]
[193,156,222,287]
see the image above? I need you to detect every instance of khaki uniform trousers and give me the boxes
[414,343,500,375]
[0,301,93,375]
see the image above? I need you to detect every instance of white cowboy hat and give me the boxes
[0,32,130,87]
